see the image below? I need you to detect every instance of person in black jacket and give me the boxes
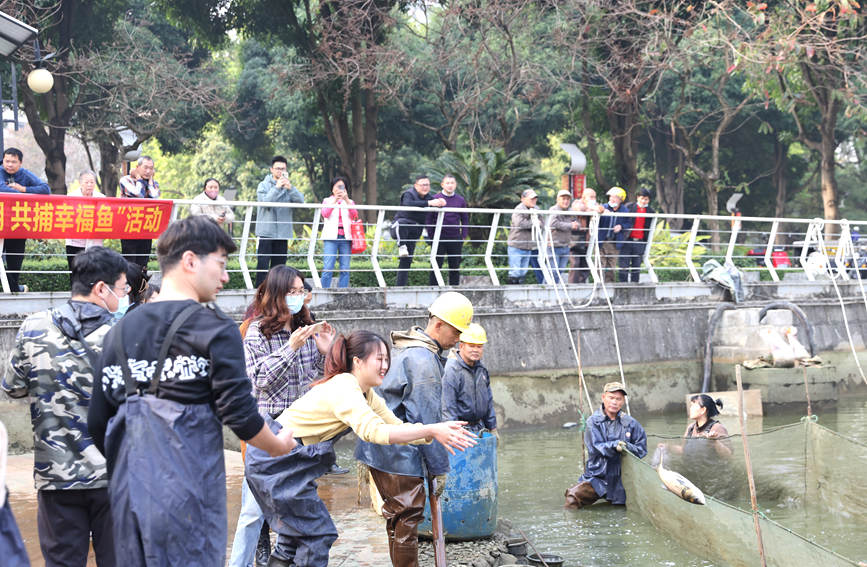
[88,216,297,566]
[618,188,655,283]
[392,175,445,286]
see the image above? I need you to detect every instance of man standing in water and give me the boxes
[564,382,647,508]
[356,291,474,566]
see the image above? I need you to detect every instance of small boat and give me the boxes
[418,432,498,540]
[621,444,862,567]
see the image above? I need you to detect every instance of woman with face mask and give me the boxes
[230,265,334,567]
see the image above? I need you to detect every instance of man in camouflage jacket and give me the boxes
[2,246,129,567]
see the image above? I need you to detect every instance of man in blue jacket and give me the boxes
[442,323,497,437]
[255,156,304,286]
[564,382,647,508]
[0,147,50,292]
[356,291,473,567]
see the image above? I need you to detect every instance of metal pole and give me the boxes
[735,364,768,567]
[429,211,445,286]
[307,208,321,288]
[764,221,780,282]
[685,217,701,282]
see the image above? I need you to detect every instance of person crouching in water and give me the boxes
[564,382,647,508]
[244,330,476,567]
[442,323,498,441]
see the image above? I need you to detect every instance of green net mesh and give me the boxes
[629,420,866,566]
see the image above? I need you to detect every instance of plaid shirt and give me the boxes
[244,319,325,416]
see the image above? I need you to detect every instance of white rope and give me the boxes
[532,211,595,410]
[590,219,630,415]
[815,223,867,384]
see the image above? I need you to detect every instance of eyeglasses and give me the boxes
[90,282,131,294]
[287,287,306,296]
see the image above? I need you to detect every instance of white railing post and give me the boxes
[170,203,180,221]
[685,217,701,282]
[836,220,853,281]
[429,211,445,287]
[370,210,387,288]
[800,220,824,281]
[724,216,740,266]
[307,209,322,288]
[485,213,501,286]
[642,217,659,284]
[587,214,601,283]
[764,220,780,282]
[238,206,254,290]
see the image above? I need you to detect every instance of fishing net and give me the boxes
[638,419,866,565]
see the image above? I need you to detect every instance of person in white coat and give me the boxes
[319,177,358,288]
[190,178,235,229]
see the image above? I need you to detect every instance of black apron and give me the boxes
[104,304,226,566]
[245,417,352,566]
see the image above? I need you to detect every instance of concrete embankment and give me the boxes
[2,277,867,450]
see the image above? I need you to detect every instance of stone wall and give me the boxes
[2,278,866,448]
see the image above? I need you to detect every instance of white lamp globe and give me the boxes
[27,68,54,94]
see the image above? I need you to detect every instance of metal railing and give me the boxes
[2,197,866,293]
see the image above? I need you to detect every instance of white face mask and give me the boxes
[285,294,305,314]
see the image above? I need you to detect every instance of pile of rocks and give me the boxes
[418,519,529,567]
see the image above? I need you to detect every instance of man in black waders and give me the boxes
[355,291,474,566]
[88,216,297,566]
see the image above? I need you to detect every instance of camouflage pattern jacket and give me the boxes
[2,301,113,490]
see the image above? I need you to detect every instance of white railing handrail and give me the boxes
[1,196,862,293]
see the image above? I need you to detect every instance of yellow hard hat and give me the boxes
[460,323,487,345]
[607,186,627,200]
[429,291,473,332]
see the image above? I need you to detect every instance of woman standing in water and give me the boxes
[244,330,476,567]
[667,394,732,459]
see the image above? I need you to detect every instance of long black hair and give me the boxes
[690,394,723,418]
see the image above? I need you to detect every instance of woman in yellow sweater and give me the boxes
[244,330,475,567]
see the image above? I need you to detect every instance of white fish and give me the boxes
[655,446,706,505]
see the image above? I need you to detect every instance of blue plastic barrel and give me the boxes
[418,432,498,540]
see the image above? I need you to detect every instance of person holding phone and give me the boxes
[320,176,359,288]
[229,265,332,567]
[255,156,305,286]
[190,177,235,229]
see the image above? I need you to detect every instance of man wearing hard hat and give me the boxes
[442,323,498,439]
[597,187,633,283]
[356,291,473,566]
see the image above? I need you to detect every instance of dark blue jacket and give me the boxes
[598,203,634,249]
[355,327,450,477]
[577,406,647,505]
[394,188,434,226]
[442,355,496,431]
[0,168,50,194]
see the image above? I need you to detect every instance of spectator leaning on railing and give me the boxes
[393,175,445,287]
[190,178,235,229]
[506,189,545,285]
[119,155,160,270]
[426,174,469,286]
[0,147,50,293]
[618,188,655,284]
[66,170,106,273]
[569,188,603,284]
[546,189,580,283]
[255,156,304,287]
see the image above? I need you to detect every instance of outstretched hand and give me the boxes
[431,421,477,455]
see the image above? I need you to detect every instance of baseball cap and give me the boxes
[603,381,628,396]
[521,189,538,199]
[557,189,573,198]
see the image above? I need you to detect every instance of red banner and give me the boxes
[0,194,173,239]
